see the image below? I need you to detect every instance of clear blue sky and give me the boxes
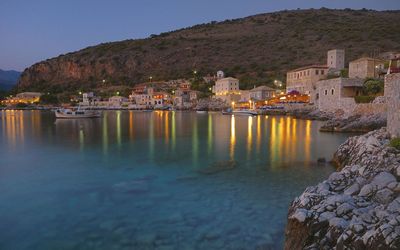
[1,0,399,71]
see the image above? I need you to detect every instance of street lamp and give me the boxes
[231,101,235,109]
[79,91,82,95]
[116,91,120,96]
[149,76,153,82]
[102,79,106,84]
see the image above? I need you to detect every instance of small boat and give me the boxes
[55,108,101,118]
[222,108,233,115]
[232,109,258,116]
[196,110,207,114]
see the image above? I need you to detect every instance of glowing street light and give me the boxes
[79,91,82,95]
[116,91,120,96]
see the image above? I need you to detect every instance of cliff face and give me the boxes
[17,9,400,91]
[285,128,400,249]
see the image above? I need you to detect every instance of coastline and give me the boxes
[285,128,400,249]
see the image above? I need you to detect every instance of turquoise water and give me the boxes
[0,110,350,250]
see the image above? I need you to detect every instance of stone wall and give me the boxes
[353,103,387,116]
[385,73,400,138]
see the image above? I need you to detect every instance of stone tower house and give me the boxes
[327,49,345,70]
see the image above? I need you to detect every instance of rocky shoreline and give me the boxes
[285,128,400,249]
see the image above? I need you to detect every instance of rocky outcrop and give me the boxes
[288,108,334,121]
[320,113,387,133]
[285,128,400,249]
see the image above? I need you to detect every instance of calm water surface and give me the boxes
[0,110,350,250]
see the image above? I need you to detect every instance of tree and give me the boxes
[363,78,384,95]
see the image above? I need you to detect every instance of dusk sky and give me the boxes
[1,0,399,71]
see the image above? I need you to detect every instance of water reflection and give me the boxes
[230,115,236,160]
[0,111,350,168]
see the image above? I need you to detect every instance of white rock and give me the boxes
[366,136,381,151]
[329,217,349,229]
[359,184,374,197]
[291,209,308,222]
[319,211,336,222]
[387,181,398,190]
[336,203,354,216]
[371,172,397,189]
[344,183,360,195]
[387,197,400,212]
[374,188,394,204]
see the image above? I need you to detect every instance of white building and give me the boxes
[109,96,129,107]
[212,77,241,103]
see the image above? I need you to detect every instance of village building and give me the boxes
[173,88,199,109]
[379,51,400,60]
[108,96,129,107]
[327,49,345,71]
[249,85,276,100]
[286,65,328,98]
[349,57,385,79]
[239,90,250,102]
[212,77,241,103]
[316,78,363,113]
[2,92,42,105]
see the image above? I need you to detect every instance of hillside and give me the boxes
[16,8,400,93]
[0,69,20,90]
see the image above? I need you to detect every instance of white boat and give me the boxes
[232,109,258,116]
[55,108,101,118]
[196,110,207,114]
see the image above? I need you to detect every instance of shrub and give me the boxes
[363,79,384,95]
[354,95,375,103]
[390,138,400,150]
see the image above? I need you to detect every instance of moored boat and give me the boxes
[55,108,101,118]
[232,109,258,116]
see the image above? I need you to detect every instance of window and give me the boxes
[324,90,328,95]
[316,70,319,75]
[321,70,324,75]
[331,89,335,95]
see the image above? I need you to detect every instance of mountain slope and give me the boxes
[0,69,20,90]
[17,8,400,92]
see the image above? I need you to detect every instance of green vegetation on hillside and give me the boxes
[16,8,400,93]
